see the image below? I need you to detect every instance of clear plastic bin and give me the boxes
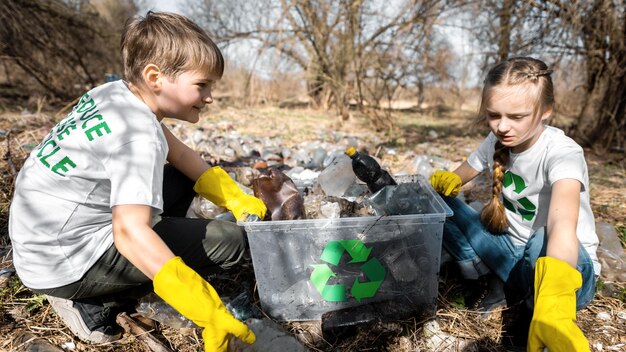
[240,175,452,321]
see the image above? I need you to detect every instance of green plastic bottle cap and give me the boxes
[345,147,356,157]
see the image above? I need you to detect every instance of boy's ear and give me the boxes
[142,64,162,92]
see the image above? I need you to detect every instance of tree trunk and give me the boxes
[573,0,626,151]
[497,0,515,61]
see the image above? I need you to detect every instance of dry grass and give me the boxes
[0,104,624,351]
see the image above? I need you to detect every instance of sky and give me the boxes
[146,0,480,85]
[150,0,181,13]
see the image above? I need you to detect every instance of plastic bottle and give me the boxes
[345,147,396,193]
[317,153,356,197]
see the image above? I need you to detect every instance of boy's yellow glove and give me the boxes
[154,257,256,351]
[194,166,267,221]
[429,170,462,197]
[527,256,590,352]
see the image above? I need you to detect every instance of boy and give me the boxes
[8,11,265,351]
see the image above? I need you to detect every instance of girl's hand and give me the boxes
[527,256,590,352]
[429,170,462,197]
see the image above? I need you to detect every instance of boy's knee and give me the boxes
[203,220,245,269]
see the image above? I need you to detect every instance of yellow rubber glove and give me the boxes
[154,257,256,351]
[194,166,267,221]
[429,170,462,197]
[527,256,590,352]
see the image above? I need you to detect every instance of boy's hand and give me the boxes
[154,257,256,352]
[527,256,590,352]
[429,170,462,197]
[194,166,267,221]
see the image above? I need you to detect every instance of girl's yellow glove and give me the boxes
[194,166,267,221]
[429,170,462,197]
[527,256,590,352]
[154,257,256,351]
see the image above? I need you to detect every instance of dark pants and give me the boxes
[36,165,246,306]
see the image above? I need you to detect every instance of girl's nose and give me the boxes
[497,118,510,132]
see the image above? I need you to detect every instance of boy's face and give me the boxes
[155,69,218,123]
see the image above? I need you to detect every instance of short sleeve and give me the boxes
[467,133,496,173]
[546,144,586,188]
[104,140,164,212]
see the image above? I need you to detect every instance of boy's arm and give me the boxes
[162,124,210,182]
[112,204,174,278]
[112,204,256,350]
[160,124,266,221]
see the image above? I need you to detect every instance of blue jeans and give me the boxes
[442,197,596,310]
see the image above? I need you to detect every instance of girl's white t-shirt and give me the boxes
[467,126,600,276]
[9,81,168,289]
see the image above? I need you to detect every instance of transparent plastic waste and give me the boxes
[135,292,196,329]
[135,289,261,329]
[367,183,430,216]
[317,154,356,197]
[186,195,227,219]
[319,201,341,219]
[595,221,626,282]
[228,318,307,352]
[413,155,434,178]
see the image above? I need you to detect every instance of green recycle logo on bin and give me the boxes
[310,240,385,302]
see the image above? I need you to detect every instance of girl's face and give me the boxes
[485,84,552,153]
[155,69,218,123]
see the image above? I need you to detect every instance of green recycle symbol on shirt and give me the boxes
[502,171,537,221]
[310,240,385,302]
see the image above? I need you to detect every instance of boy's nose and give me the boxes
[203,94,213,104]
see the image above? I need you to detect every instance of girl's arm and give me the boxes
[453,160,481,184]
[546,178,581,267]
[162,124,209,182]
[111,204,175,279]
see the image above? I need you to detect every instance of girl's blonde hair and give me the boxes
[121,11,224,85]
[478,57,554,233]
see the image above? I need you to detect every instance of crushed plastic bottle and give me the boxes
[224,289,263,321]
[345,147,396,193]
[367,183,430,216]
[135,292,197,329]
[135,289,262,329]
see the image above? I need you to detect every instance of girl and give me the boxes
[430,57,599,351]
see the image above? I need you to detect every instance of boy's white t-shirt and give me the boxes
[9,80,169,289]
[467,126,600,276]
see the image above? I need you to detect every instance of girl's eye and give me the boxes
[488,114,500,119]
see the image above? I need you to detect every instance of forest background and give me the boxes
[0,0,624,351]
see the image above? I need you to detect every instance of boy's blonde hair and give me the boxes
[478,57,554,233]
[121,11,224,84]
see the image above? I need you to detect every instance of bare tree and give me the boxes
[466,0,624,151]
[184,0,455,129]
[0,0,136,102]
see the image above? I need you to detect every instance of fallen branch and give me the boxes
[116,312,173,352]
